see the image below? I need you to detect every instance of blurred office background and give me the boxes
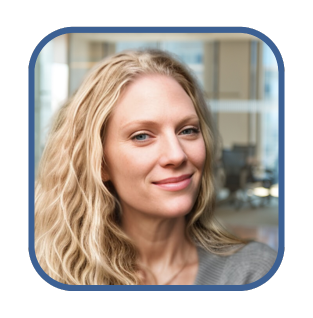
[34,33,279,250]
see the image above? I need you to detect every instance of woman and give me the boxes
[35,49,276,285]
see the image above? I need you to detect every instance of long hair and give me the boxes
[35,49,245,285]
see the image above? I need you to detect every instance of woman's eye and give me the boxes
[132,133,149,141]
[180,128,199,135]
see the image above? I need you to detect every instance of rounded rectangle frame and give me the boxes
[28,27,284,291]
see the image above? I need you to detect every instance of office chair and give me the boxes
[233,144,274,205]
[221,149,249,209]
[233,144,256,158]
[221,146,274,209]
[232,143,273,179]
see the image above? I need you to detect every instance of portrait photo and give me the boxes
[31,28,282,289]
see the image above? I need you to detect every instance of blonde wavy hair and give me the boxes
[35,49,245,285]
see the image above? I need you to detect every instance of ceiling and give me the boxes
[71,33,260,42]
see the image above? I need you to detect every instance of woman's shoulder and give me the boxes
[195,241,277,285]
[226,241,277,265]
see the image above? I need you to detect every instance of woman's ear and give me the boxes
[101,158,110,182]
[101,169,110,182]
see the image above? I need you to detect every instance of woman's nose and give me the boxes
[158,135,187,167]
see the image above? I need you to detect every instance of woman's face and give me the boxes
[104,74,206,219]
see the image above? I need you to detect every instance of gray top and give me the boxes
[194,241,277,285]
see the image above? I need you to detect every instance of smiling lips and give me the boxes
[152,174,193,191]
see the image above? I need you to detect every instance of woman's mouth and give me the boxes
[152,174,193,191]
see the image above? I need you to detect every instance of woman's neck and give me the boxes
[121,209,197,284]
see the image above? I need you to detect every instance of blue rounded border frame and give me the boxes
[29,26,285,291]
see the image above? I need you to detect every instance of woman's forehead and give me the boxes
[110,74,197,124]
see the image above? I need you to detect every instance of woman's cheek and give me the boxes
[186,139,206,167]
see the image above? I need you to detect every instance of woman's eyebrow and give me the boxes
[121,115,199,129]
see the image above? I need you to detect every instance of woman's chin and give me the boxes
[152,198,195,219]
